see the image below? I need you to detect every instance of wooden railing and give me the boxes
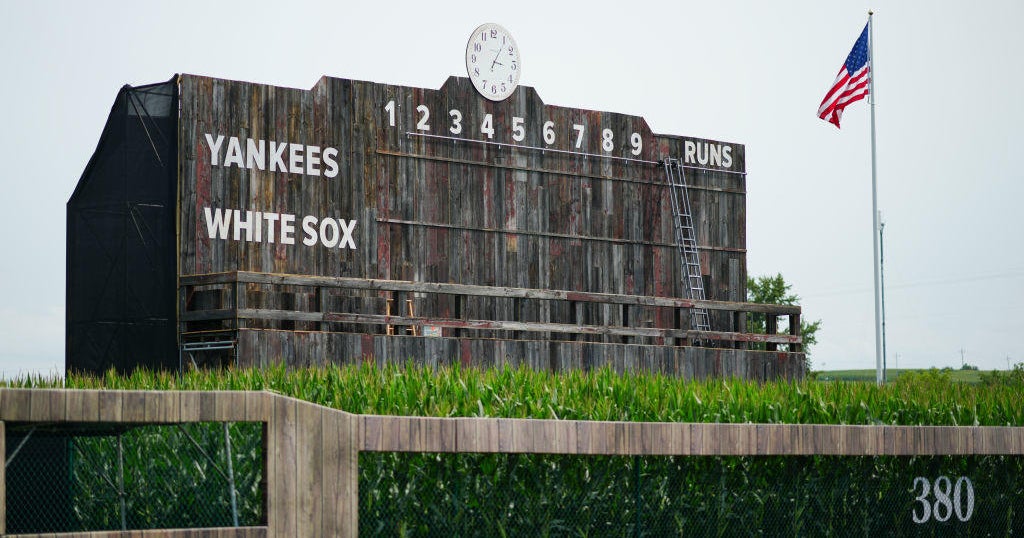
[4,389,1024,536]
[179,271,802,351]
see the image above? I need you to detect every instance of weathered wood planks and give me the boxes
[9,528,268,538]
[234,329,807,381]
[182,271,799,315]
[0,389,260,423]
[180,269,805,374]
[358,417,1024,457]
[177,73,760,374]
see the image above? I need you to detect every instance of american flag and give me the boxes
[818,23,870,128]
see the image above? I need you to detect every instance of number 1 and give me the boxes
[385,100,395,127]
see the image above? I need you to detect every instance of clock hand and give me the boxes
[490,46,503,70]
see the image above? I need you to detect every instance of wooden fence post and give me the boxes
[735,312,747,350]
[789,313,802,353]
[765,314,778,352]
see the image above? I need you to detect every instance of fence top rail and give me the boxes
[6,527,269,538]
[357,414,1024,456]
[3,389,1023,456]
[179,271,802,316]
[0,389,271,424]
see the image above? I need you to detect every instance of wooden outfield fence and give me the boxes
[3,389,1024,536]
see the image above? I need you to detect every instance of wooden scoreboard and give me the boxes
[181,73,744,303]
[69,25,805,377]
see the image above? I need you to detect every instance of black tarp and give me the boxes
[66,77,178,374]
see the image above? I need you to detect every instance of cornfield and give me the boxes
[13,362,1021,426]
[6,364,1024,535]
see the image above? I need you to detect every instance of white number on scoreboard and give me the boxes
[381,100,647,159]
[415,105,430,131]
[449,109,463,134]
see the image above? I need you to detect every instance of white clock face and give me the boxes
[466,23,521,101]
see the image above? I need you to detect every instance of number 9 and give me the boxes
[630,132,642,156]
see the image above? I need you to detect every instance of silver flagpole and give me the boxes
[868,11,883,385]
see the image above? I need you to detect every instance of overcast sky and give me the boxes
[1,0,1021,377]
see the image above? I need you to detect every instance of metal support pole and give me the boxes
[117,433,127,531]
[880,214,888,381]
[634,455,642,538]
[4,426,37,468]
[224,423,239,527]
[868,11,884,385]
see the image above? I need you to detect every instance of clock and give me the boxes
[466,23,521,101]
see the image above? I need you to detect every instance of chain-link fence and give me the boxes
[359,453,1024,537]
[5,422,263,534]
[9,420,1024,536]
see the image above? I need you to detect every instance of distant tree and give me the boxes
[980,362,1024,387]
[894,367,953,388]
[746,274,822,360]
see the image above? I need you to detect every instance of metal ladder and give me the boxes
[662,158,711,335]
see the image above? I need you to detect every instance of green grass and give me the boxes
[816,368,986,384]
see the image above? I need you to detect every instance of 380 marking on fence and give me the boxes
[912,476,974,524]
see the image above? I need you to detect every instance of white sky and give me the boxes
[1,0,1021,377]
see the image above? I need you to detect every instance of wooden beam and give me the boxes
[322,311,683,338]
[228,309,800,344]
[378,216,747,254]
[692,329,801,345]
[181,271,801,315]
[0,389,264,424]
[181,309,235,322]
[179,271,241,286]
[9,528,268,538]
[376,148,748,195]
[790,313,802,353]
[358,415,1024,457]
